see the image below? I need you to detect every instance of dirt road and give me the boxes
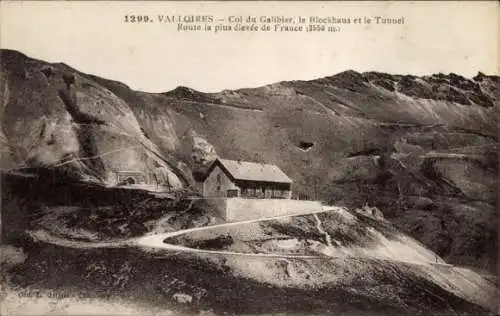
[28,205,454,267]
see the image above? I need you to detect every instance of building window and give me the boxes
[216,174,221,183]
[217,185,221,191]
[227,189,238,197]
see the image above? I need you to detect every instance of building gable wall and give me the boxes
[203,165,239,197]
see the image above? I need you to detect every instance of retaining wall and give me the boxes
[210,197,322,221]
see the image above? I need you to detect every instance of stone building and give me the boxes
[200,158,292,199]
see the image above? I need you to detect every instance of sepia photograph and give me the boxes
[0,1,498,315]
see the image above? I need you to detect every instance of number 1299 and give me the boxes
[124,15,151,23]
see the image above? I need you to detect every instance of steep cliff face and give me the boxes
[1,49,497,270]
[0,50,185,188]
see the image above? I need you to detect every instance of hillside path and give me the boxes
[133,205,342,259]
[28,205,454,267]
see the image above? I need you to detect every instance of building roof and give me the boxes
[208,158,292,184]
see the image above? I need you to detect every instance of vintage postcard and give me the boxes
[0,1,498,315]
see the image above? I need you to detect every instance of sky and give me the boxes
[1,1,498,93]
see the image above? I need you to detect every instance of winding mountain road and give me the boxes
[29,206,339,254]
[133,205,343,259]
[28,205,453,268]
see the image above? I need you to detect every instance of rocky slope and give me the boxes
[1,49,498,270]
[1,173,496,315]
[3,243,492,316]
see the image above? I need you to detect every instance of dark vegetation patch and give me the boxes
[1,171,216,242]
[2,240,490,316]
[396,76,434,99]
[163,86,222,104]
[328,70,370,93]
[355,71,498,107]
[371,79,396,92]
[40,66,55,79]
[175,234,235,250]
[295,89,306,96]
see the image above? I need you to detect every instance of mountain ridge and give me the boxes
[3,47,498,96]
